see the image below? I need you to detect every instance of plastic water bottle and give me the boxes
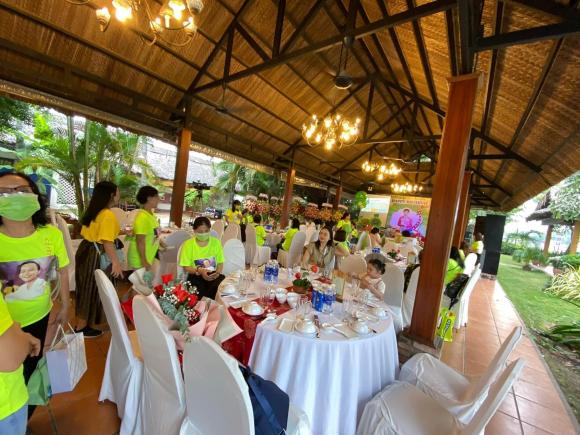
[323,285,335,314]
[272,260,279,284]
[264,261,272,284]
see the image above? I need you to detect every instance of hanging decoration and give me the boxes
[302,113,361,150]
[391,182,424,194]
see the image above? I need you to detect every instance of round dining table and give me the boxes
[248,299,399,435]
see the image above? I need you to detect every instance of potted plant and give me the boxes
[292,272,311,294]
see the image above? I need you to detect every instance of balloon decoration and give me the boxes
[355,191,368,209]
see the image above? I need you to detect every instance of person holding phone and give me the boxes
[179,217,225,300]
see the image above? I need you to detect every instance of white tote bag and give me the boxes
[46,324,87,394]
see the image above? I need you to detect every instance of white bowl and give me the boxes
[287,292,299,308]
[221,284,237,295]
[295,319,317,334]
[351,320,370,335]
[276,293,287,304]
[242,302,264,316]
[372,307,387,319]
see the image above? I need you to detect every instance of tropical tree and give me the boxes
[0,96,32,133]
[550,172,580,222]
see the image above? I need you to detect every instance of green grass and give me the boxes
[497,255,580,331]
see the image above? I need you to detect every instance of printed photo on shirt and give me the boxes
[0,256,58,301]
[194,257,217,272]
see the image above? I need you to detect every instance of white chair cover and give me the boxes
[402,267,420,328]
[399,327,522,424]
[244,224,270,266]
[95,270,142,435]
[110,207,128,228]
[356,231,370,251]
[210,229,219,238]
[338,254,367,275]
[278,231,307,268]
[133,296,185,435]
[357,359,524,435]
[223,239,246,275]
[304,226,316,246]
[222,222,240,246]
[309,229,319,243]
[463,253,478,276]
[54,214,76,292]
[382,263,405,332]
[456,268,481,328]
[156,230,191,283]
[212,219,225,240]
[299,224,307,232]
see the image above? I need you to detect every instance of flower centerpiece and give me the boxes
[244,195,258,215]
[270,203,281,219]
[332,208,343,222]
[255,198,271,221]
[318,207,332,223]
[304,203,319,220]
[292,271,311,294]
[386,249,400,260]
[154,274,201,337]
[290,200,305,220]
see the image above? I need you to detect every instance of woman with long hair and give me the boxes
[225,199,242,225]
[302,226,348,274]
[0,171,70,419]
[75,181,121,337]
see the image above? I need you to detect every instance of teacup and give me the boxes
[351,319,370,335]
[221,284,237,295]
[372,307,387,318]
[275,289,288,304]
[296,319,316,334]
[243,301,262,315]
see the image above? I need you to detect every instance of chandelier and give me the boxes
[391,182,424,194]
[302,113,361,150]
[362,160,401,182]
[66,0,203,46]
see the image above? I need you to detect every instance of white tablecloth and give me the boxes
[249,306,399,435]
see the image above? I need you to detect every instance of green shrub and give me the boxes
[550,254,580,270]
[501,242,518,255]
[513,250,525,263]
[545,266,580,303]
[542,323,580,350]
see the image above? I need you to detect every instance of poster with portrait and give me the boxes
[0,256,58,300]
[386,196,431,237]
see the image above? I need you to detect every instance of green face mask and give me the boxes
[195,232,210,242]
[0,193,40,221]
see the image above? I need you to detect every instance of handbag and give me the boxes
[239,365,289,435]
[45,323,87,394]
[444,273,469,308]
[94,238,125,271]
[27,357,52,406]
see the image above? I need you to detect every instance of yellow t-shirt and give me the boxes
[127,210,160,269]
[0,225,70,327]
[282,228,298,252]
[471,240,484,254]
[225,209,242,225]
[179,237,224,272]
[255,225,266,247]
[80,209,120,243]
[0,296,28,420]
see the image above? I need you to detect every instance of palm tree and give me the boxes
[212,161,248,204]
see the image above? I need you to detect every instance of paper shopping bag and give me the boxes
[436,308,456,342]
[27,357,52,406]
[46,324,87,394]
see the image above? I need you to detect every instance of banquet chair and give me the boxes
[180,337,312,435]
[54,213,76,292]
[299,224,307,232]
[355,231,370,251]
[455,267,481,328]
[95,270,143,435]
[212,219,225,240]
[156,230,191,283]
[223,239,246,275]
[111,207,128,228]
[278,231,307,268]
[357,359,525,435]
[339,254,367,275]
[463,253,478,276]
[399,326,523,424]
[382,263,405,332]
[133,296,185,435]
[244,224,271,266]
[383,239,397,253]
[402,266,420,328]
[222,222,240,246]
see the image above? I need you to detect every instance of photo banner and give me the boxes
[386,195,432,237]
[359,195,391,227]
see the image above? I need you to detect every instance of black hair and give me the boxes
[334,229,346,243]
[370,227,380,234]
[401,230,411,237]
[450,246,465,268]
[0,171,48,228]
[314,218,322,226]
[17,260,41,275]
[242,208,249,215]
[460,240,470,251]
[341,211,350,220]
[136,185,159,205]
[291,218,300,229]
[475,232,484,241]
[254,214,262,224]
[368,258,386,275]
[193,216,211,230]
[81,181,118,226]
[315,226,334,250]
[231,200,241,211]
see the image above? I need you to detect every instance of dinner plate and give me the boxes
[242,305,264,316]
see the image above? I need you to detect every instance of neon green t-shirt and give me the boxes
[255,225,266,247]
[458,249,466,261]
[282,228,298,251]
[0,225,70,327]
[0,295,28,420]
[445,259,464,285]
[243,215,254,225]
[179,237,224,272]
[471,240,484,254]
[127,209,160,269]
[337,220,352,238]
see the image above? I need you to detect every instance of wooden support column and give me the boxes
[452,171,472,247]
[408,73,481,346]
[280,167,296,229]
[333,183,343,209]
[569,221,580,254]
[170,128,191,227]
[543,225,553,256]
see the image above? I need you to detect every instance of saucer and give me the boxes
[242,304,264,316]
[221,285,237,295]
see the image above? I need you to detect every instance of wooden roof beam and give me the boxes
[272,0,286,57]
[189,0,456,94]
[457,0,481,73]
[445,8,459,76]
[506,0,580,21]
[281,0,327,53]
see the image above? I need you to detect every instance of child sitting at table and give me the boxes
[360,258,386,300]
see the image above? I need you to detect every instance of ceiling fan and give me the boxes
[326,35,367,90]
[214,83,253,115]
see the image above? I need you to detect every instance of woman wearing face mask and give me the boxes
[225,200,242,225]
[0,171,70,410]
[75,181,122,338]
[179,216,225,300]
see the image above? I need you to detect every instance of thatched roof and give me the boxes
[0,0,578,210]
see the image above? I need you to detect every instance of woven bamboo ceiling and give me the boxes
[0,0,578,209]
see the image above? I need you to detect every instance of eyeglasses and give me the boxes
[0,186,34,194]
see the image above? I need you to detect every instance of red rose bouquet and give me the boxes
[270,204,281,218]
[154,274,201,335]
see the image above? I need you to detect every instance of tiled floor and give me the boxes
[28,278,579,434]
[440,278,579,435]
